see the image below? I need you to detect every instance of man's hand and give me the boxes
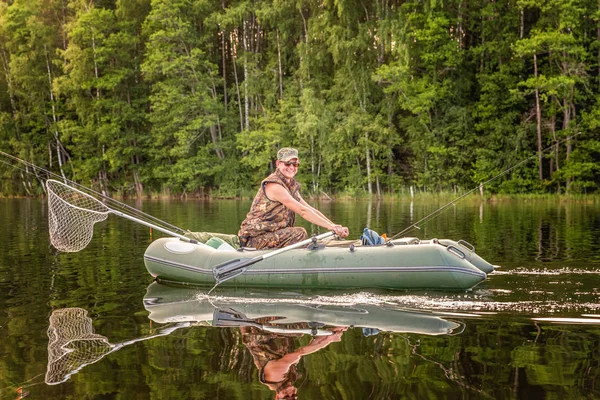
[332,225,349,238]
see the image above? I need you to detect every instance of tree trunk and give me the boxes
[299,8,309,82]
[365,133,372,195]
[276,29,283,99]
[0,49,20,138]
[209,124,225,159]
[317,153,322,193]
[231,31,243,132]
[45,44,68,181]
[209,82,225,159]
[90,27,100,100]
[355,156,364,191]
[310,131,317,193]
[550,114,561,192]
[520,8,524,39]
[221,24,228,110]
[243,20,250,131]
[566,93,576,191]
[533,53,543,180]
[133,170,144,198]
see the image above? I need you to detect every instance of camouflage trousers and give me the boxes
[245,227,307,249]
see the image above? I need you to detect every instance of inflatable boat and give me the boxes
[143,235,493,290]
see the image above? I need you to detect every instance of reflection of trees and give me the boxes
[510,324,600,396]
[472,201,600,264]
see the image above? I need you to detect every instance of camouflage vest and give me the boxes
[238,170,302,239]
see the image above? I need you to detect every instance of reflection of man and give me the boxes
[241,319,346,399]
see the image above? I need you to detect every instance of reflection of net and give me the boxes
[46,180,109,252]
[45,308,114,385]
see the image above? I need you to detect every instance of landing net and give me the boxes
[46,179,110,252]
[45,308,114,385]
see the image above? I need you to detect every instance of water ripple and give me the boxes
[493,267,600,275]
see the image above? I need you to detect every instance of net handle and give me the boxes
[46,179,198,246]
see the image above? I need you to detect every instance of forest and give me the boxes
[0,0,599,198]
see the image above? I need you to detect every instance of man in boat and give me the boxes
[238,147,349,249]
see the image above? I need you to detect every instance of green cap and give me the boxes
[277,147,299,162]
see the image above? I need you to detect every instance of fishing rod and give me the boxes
[0,150,186,234]
[389,132,583,240]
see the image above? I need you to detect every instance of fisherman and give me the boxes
[238,147,349,249]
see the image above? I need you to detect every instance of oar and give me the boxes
[213,231,335,284]
[212,308,333,336]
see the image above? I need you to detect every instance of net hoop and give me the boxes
[45,308,114,385]
[46,179,111,252]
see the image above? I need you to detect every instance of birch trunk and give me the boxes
[310,132,317,193]
[221,0,228,111]
[533,53,543,180]
[365,133,372,195]
[90,27,100,100]
[221,33,228,110]
[520,8,524,39]
[566,93,576,191]
[276,29,283,99]
[45,44,68,181]
[550,114,561,191]
[209,83,225,159]
[231,32,244,132]
[243,20,249,131]
[133,170,144,198]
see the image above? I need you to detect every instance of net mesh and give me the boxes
[45,308,114,385]
[46,179,110,252]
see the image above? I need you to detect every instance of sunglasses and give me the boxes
[280,160,300,167]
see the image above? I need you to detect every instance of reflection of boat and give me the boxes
[143,282,463,336]
[144,236,492,290]
[45,284,464,386]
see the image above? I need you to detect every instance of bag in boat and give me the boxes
[360,228,385,246]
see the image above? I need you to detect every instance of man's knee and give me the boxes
[294,227,308,241]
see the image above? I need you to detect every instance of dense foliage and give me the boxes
[0,0,599,197]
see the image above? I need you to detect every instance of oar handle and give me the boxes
[213,257,259,284]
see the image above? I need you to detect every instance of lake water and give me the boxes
[1,197,599,399]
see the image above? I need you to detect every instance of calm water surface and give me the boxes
[0,197,599,399]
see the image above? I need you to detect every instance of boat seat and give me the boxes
[205,237,236,251]
[390,237,421,245]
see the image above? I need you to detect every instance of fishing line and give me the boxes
[0,150,186,234]
[390,132,583,240]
